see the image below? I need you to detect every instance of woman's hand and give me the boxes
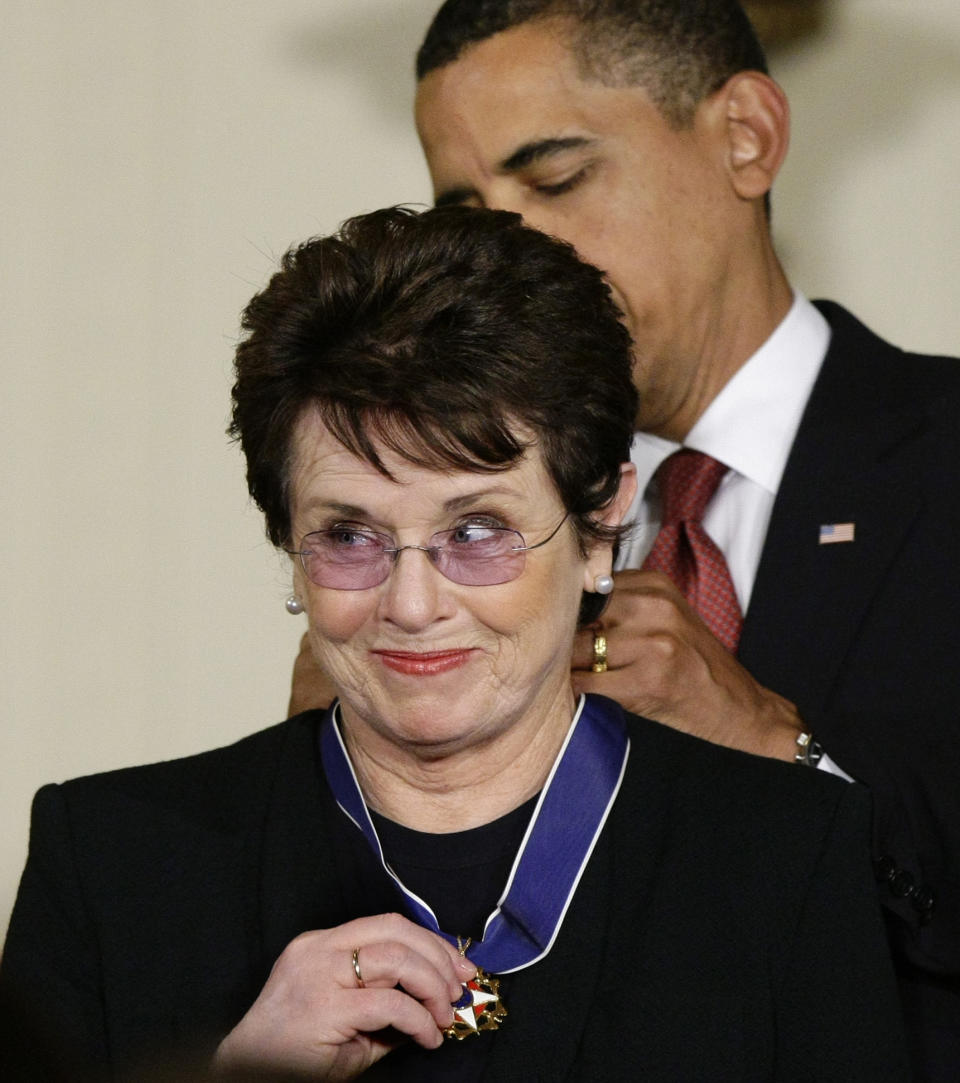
[213,913,476,1080]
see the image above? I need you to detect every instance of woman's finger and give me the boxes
[349,939,466,1030]
[345,986,449,1050]
[330,913,475,994]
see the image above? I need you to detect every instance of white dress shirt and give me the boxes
[616,293,851,779]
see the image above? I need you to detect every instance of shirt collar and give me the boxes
[629,293,830,499]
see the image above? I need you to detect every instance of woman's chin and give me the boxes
[380,703,488,754]
[342,684,500,758]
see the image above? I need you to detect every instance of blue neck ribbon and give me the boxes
[320,693,630,975]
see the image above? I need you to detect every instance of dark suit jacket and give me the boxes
[1,704,908,1081]
[739,301,960,1074]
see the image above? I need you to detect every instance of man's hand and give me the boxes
[288,632,337,717]
[213,913,476,1081]
[572,570,803,762]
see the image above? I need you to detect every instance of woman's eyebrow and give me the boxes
[300,490,523,520]
[300,500,369,519]
[442,487,520,513]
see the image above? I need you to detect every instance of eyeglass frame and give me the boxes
[286,513,571,590]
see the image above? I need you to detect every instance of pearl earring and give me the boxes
[285,595,304,615]
[594,574,614,595]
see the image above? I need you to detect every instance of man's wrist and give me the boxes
[794,730,824,768]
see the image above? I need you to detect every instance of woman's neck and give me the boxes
[339,689,577,833]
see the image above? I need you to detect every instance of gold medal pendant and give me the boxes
[443,967,508,1040]
[443,937,507,1040]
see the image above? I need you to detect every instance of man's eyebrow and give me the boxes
[432,136,595,207]
[499,136,595,173]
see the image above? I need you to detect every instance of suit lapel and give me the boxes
[740,303,927,720]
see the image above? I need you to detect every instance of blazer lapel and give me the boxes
[740,303,927,721]
[255,712,345,971]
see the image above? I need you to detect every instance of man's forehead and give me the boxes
[416,29,612,183]
[416,19,585,133]
[415,18,665,154]
[421,16,578,86]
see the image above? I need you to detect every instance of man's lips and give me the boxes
[372,649,476,676]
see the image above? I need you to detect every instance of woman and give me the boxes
[2,207,907,1081]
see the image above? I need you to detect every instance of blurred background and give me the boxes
[2,0,959,935]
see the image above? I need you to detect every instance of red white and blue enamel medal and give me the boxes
[443,938,508,1040]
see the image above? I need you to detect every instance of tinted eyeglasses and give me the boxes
[288,515,570,590]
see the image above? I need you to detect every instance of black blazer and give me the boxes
[739,302,960,1070]
[1,705,908,1081]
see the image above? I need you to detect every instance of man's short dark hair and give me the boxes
[416,0,768,128]
[229,206,637,573]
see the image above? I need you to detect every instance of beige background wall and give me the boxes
[2,0,958,935]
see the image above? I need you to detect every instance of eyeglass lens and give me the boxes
[298,525,528,590]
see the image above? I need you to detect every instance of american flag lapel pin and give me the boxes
[819,522,856,545]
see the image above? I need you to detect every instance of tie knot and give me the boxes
[656,449,729,525]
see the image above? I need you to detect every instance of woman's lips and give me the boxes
[373,649,475,676]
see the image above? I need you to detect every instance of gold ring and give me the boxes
[352,947,365,988]
[591,630,608,673]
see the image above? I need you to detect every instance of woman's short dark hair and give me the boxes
[229,205,637,570]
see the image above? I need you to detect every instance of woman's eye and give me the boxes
[449,523,503,546]
[328,527,379,549]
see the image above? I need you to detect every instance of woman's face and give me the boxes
[288,411,624,759]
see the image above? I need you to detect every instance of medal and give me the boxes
[445,969,508,1039]
[321,694,629,1039]
[443,937,508,1040]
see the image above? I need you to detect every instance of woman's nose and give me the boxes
[378,547,453,632]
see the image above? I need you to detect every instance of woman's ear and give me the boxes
[289,549,309,610]
[605,462,638,530]
[715,70,790,201]
[583,463,638,590]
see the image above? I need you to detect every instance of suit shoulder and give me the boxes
[621,709,860,813]
[36,711,323,832]
[816,299,960,391]
[618,712,872,895]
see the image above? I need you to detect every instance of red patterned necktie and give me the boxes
[642,449,743,652]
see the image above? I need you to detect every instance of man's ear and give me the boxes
[715,71,790,201]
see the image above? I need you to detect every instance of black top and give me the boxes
[370,794,537,941]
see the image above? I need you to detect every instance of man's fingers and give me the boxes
[571,571,688,671]
[572,624,604,671]
[288,632,337,716]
